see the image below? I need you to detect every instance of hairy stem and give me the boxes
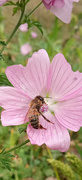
[3,139,30,154]
[26,1,42,19]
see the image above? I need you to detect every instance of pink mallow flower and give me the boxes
[0,49,82,151]
[19,23,28,32]
[42,0,79,23]
[31,32,38,39]
[20,43,32,56]
[0,0,8,6]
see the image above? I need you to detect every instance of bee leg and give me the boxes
[39,111,54,124]
[39,124,47,130]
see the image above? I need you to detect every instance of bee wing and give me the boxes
[24,108,31,123]
[24,108,39,124]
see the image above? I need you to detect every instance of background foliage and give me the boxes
[0,1,82,180]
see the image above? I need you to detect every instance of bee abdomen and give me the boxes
[30,115,39,129]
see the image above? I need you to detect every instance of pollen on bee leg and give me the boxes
[40,104,48,113]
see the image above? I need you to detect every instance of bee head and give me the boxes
[36,96,45,104]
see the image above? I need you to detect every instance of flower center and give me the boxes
[40,94,57,115]
[40,103,48,113]
[45,97,55,112]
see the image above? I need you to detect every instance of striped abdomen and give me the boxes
[28,108,39,129]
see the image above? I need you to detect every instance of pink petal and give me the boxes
[42,0,55,9]
[6,49,50,98]
[55,0,65,8]
[42,0,65,9]
[50,0,74,23]
[48,53,82,101]
[27,112,70,152]
[60,87,82,101]
[20,43,32,56]
[45,120,70,151]
[19,23,28,32]
[54,91,82,131]
[0,86,31,109]
[72,0,79,2]
[44,0,52,4]
[1,108,29,126]
[0,0,8,6]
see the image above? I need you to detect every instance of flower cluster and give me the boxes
[19,23,38,55]
[0,49,82,151]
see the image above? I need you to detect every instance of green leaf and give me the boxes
[44,168,54,177]
[0,153,14,171]
[0,159,11,171]
[18,125,27,134]
[0,74,12,86]
[0,53,4,60]
[0,41,6,46]
[0,148,6,155]
[13,7,18,15]
[26,19,43,35]
[33,21,43,35]
[3,1,16,6]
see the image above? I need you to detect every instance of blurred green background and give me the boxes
[0,1,82,180]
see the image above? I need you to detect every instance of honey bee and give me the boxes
[25,96,53,130]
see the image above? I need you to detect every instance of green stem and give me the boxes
[26,1,42,19]
[46,146,60,180]
[3,139,30,154]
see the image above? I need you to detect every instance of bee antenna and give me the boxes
[44,97,52,98]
